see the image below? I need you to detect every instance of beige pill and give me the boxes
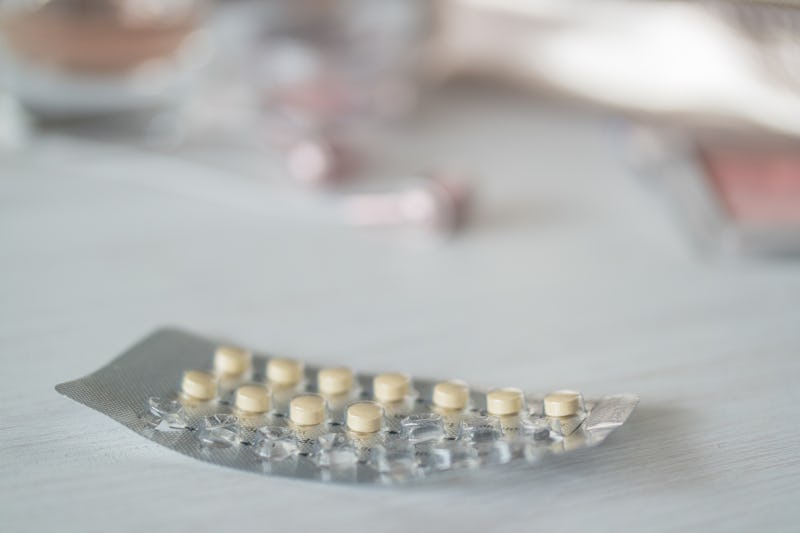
[267,358,304,386]
[433,381,469,410]
[235,385,270,413]
[290,394,326,426]
[181,370,217,401]
[214,345,252,377]
[544,390,582,417]
[346,402,383,433]
[373,373,410,403]
[486,388,524,416]
[318,367,354,396]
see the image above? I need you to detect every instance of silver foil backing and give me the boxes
[55,328,639,485]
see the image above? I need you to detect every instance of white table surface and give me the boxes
[2,85,799,532]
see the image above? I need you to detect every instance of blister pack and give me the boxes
[56,328,638,485]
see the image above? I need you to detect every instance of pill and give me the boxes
[214,345,252,377]
[433,381,469,410]
[373,373,410,403]
[318,367,354,396]
[181,370,218,401]
[486,388,524,416]
[235,385,270,413]
[346,401,383,433]
[544,390,582,417]
[267,358,304,386]
[290,394,326,426]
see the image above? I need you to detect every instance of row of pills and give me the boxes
[181,346,584,422]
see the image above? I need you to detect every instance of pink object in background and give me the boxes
[343,171,471,233]
[702,149,800,226]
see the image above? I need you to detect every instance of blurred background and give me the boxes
[2,0,800,255]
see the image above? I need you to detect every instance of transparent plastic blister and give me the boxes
[56,328,638,485]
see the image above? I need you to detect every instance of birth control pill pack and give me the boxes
[56,328,638,485]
